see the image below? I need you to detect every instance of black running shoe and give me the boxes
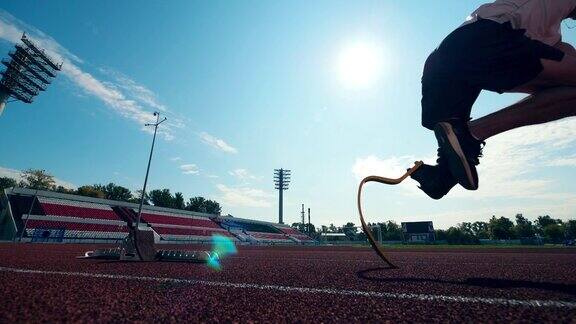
[410,159,457,200]
[433,121,485,190]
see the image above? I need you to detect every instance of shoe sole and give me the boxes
[434,122,478,190]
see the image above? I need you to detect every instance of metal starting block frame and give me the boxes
[78,228,216,263]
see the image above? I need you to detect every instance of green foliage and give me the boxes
[76,185,106,199]
[536,215,562,234]
[514,213,535,238]
[307,223,316,234]
[185,196,221,215]
[444,226,478,244]
[374,221,403,241]
[173,192,185,210]
[186,196,206,212]
[342,222,357,235]
[0,177,17,190]
[543,224,564,243]
[129,190,150,205]
[94,183,133,202]
[149,189,175,208]
[53,185,75,194]
[19,169,56,190]
[291,222,306,233]
[565,220,576,240]
[488,216,515,240]
[471,221,489,239]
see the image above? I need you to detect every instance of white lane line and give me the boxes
[0,266,574,309]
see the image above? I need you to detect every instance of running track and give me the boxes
[0,243,575,322]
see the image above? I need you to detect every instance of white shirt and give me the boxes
[465,0,576,46]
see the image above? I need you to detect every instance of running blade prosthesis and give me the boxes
[357,161,423,269]
[79,232,237,271]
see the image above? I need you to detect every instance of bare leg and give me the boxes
[469,43,576,141]
[470,87,576,140]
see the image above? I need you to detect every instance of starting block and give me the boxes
[78,227,235,268]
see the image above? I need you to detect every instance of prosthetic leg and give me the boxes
[357,161,423,269]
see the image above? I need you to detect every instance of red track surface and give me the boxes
[1,243,575,322]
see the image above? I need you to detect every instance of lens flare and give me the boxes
[206,234,237,271]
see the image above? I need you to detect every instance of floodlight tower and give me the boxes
[0,33,62,116]
[274,168,290,224]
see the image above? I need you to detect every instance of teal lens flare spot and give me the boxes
[211,234,238,257]
[207,234,237,271]
[206,253,221,271]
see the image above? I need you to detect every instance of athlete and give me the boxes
[411,0,576,199]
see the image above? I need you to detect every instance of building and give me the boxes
[401,221,435,243]
[0,187,315,245]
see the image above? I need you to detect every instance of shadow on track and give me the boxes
[357,267,576,296]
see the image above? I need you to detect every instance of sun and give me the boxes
[336,41,385,89]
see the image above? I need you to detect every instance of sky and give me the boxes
[0,0,575,229]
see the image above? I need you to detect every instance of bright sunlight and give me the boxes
[336,40,386,89]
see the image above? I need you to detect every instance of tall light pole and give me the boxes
[0,33,62,117]
[274,168,290,224]
[135,112,166,229]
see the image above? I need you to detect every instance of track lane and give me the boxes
[0,243,575,322]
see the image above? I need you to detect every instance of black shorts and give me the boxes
[421,19,565,130]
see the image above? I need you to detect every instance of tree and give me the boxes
[328,223,337,233]
[292,222,306,232]
[186,196,206,212]
[203,199,221,215]
[128,190,150,205]
[149,189,175,208]
[342,222,357,235]
[382,221,403,240]
[458,222,474,236]
[185,196,221,214]
[0,177,17,190]
[76,185,106,198]
[543,224,564,243]
[488,216,515,240]
[536,215,562,234]
[565,220,576,240]
[514,214,535,238]
[53,185,75,194]
[471,221,489,239]
[173,192,185,210]
[20,169,56,190]
[435,229,447,241]
[445,226,478,244]
[95,183,133,202]
[306,223,316,235]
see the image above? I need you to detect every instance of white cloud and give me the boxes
[546,154,576,167]
[229,168,259,181]
[180,164,200,175]
[216,184,273,208]
[199,132,238,154]
[170,157,182,162]
[0,10,176,140]
[0,166,76,189]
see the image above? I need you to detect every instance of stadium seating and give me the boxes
[276,226,316,243]
[38,197,121,221]
[22,197,129,241]
[137,209,234,242]
[246,231,293,243]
